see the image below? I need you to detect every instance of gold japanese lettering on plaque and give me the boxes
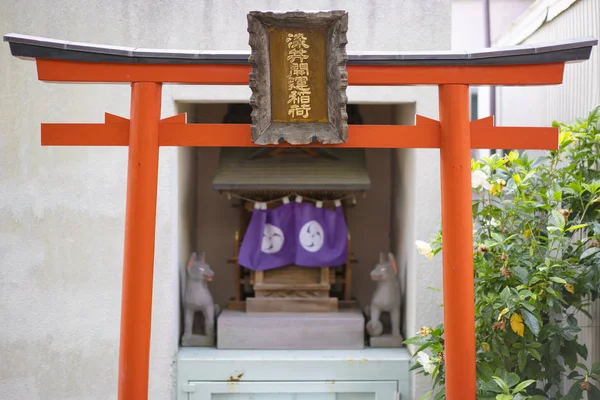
[286,33,311,119]
[247,10,348,144]
[269,28,328,123]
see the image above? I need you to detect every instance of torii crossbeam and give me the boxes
[4,33,597,400]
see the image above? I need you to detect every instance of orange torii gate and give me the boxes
[4,32,597,400]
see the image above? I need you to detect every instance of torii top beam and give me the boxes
[3,33,597,85]
[3,33,597,151]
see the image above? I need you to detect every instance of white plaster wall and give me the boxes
[451,0,534,158]
[1,1,450,399]
[452,0,534,50]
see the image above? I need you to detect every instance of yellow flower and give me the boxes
[481,342,491,352]
[510,313,525,337]
[489,182,503,196]
[418,326,433,336]
[523,229,532,238]
[565,283,575,294]
[415,240,434,259]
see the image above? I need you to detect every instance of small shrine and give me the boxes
[209,104,371,349]
[215,105,367,314]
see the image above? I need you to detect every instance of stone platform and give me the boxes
[217,309,365,350]
[369,334,404,348]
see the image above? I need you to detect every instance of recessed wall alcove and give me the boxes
[175,102,417,338]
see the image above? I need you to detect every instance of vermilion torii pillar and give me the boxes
[4,33,597,400]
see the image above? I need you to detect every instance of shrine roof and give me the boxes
[212,148,370,192]
[4,33,597,66]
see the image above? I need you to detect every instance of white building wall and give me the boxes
[497,0,599,127]
[452,0,534,50]
[451,0,534,159]
[0,1,451,399]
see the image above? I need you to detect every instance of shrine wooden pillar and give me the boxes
[439,84,476,397]
[119,82,163,398]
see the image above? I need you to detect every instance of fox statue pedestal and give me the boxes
[366,253,404,348]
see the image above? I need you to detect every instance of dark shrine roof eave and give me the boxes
[213,183,371,192]
[3,33,597,67]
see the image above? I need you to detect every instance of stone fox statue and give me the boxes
[182,252,215,339]
[366,252,401,337]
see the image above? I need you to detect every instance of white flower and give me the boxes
[485,217,500,227]
[416,351,436,374]
[471,170,490,190]
[415,240,434,259]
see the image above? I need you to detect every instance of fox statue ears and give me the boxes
[187,252,197,271]
[388,252,398,274]
[187,252,206,270]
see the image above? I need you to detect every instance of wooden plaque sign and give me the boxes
[247,10,348,145]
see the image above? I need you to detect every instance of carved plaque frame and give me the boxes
[247,10,348,145]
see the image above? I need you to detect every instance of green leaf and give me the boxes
[581,247,600,260]
[506,373,520,389]
[563,380,583,400]
[496,395,513,400]
[518,350,527,372]
[482,378,504,393]
[576,362,588,371]
[566,223,589,231]
[551,210,566,230]
[492,232,505,244]
[521,309,541,336]
[592,361,600,374]
[577,343,588,360]
[513,379,536,393]
[529,348,542,361]
[492,376,510,393]
[512,266,529,283]
[589,384,600,400]
[567,315,578,327]
[501,288,511,305]
[568,371,582,379]
[550,337,561,359]
[550,276,567,284]
[403,336,433,346]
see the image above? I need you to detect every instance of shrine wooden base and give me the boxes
[217,309,364,350]
[248,266,339,312]
[227,299,357,311]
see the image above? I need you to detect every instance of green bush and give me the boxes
[406,106,600,400]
